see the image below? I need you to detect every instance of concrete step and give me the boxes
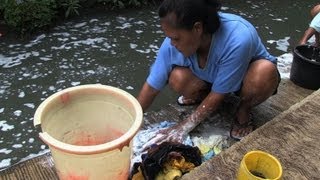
[0,79,315,179]
[182,88,320,179]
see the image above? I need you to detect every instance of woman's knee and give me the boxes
[245,60,278,85]
[168,66,209,96]
[168,67,193,91]
[241,60,279,103]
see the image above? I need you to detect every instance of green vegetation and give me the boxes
[1,0,57,35]
[0,0,156,36]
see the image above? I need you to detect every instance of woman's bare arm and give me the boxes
[137,82,160,111]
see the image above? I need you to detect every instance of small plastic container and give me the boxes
[237,150,282,180]
[34,84,143,180]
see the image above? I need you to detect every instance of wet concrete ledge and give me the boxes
[182,87,320,179]
[0,79,317,179]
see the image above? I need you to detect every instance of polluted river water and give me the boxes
[0,0,319,170]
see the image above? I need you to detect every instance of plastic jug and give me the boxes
[34,84,143,180]
[237,150,282,180]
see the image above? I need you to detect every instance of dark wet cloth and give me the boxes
[130,142,202,180]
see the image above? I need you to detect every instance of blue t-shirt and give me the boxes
[147,12,277,94]
[310,13,320,32]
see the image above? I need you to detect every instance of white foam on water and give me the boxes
[277,53,293,79]
[40,57,53,61]
[31,74,41,79]
[28,138,35,143]
[24,103,35,109]
[134,21,147,25]
[71,82,81,86]
[220,6,229,11]
[57,80,66,84]
[86,70,95,74]
[58,37,69,42]
[74,22,87,28]
[90,26,107,34]
[0,52,35,68]
[14,133,22,137]
[22,73,30,77]
[48,86,56,91]
[24,34,46,48]
[52,32,71,37]
[135,49,151,54]
[12,144,23,149]
[272,18,285,22]
[52,37,107,50]
[32,51,40,56]
[116,22,132,29]
[0,121,14,131]
[102,22,111,26]
[0,148,13,155]
[89,19,98,23]
[267,37,290,52]
[130,43,138,49]
[18,91,25,98]
[126,86,134,90]
[0,159,11,169]
[13,110,22,117]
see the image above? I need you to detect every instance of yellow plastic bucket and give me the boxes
[34,84,143,180]
[237,150,282,180]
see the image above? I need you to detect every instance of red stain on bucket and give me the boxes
[59,172,89,180]
[72,127,125,146]
[60,92,70,104]
[117,168,130,180]
[59,169,129,180]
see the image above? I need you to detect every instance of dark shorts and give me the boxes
[272,69,281,95]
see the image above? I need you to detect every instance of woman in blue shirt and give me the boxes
[137,0,280,143]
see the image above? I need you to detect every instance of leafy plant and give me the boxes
[98,0,125,9]
[97,0,149,9]
[128,0,141,7]
[3,0,57,35]
[60,0,81,18]
[1,0,157,37]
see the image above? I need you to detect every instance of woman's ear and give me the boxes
[193,22,203,34]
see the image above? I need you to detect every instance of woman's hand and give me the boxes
[141,121,195,151]
[141,92,224,151]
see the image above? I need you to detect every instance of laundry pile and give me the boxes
[130,142,202,180]
[130,121,230,180]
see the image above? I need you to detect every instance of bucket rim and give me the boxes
[294,45,320,66]
[34,84,143,155]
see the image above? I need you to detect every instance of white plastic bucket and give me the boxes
[34,84,143,180]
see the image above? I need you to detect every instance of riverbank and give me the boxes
[0,2,159,40]
[0,79,317,179]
